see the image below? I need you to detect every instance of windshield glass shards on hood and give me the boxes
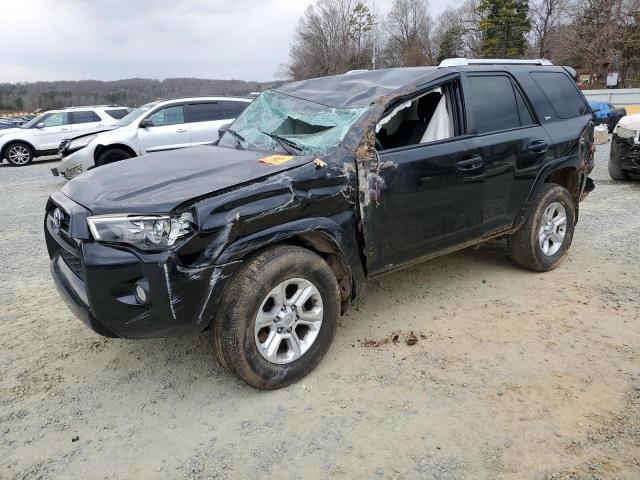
[218,90,366,155]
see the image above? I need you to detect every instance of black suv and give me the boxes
[45,60,595,389]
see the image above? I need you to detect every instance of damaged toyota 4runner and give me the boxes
[45,60,595,389]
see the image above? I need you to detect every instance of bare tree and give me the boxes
[530,0,568,58]
[383,0,434,67]
[285,0,377,80]
[557,0,639,85]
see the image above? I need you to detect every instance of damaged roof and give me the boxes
[273,67,437,109]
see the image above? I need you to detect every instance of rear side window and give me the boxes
[104,109,129,120]
[186,103,225,123]
[530,72,587,119]
[466,76,522,134]
[147,105,185,126]
[220,101,249,118]
[71,111,101,124]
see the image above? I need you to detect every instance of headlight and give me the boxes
[87,211,195,251]
[68,134,97,150]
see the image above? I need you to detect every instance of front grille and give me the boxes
[60,249,85,281]
[59,138,70,154]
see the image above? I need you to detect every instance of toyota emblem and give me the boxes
[53,208,64,232]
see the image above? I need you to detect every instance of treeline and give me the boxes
[0,78,271,112]
[285,0,640,86]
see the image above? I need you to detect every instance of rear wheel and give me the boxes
[509,184,576,272]
[96,147,133,167]
[5,142,34,166]
[213,245,340,389]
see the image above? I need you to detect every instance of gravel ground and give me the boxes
[1,147,639,480]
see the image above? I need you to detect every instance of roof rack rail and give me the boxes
[61,104,120,109]
[439,58,553,68]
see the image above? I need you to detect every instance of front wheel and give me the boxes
[96,147,133,167]
[509,184,576,272]
[213,245,340,389]
[5,142,34,166]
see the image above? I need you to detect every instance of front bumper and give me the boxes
[45,192,239,338]
[610,134,640,173]
[52,147,93,179]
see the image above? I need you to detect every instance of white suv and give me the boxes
[0,106,129,166]
[53,96,252,179]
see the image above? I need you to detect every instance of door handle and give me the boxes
[60,128,69,131]
[526,140,548,153]
[176,128,188,133]
[457,155,483,171]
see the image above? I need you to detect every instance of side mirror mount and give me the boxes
[36,123,45,129]
[139,119,153,128]
[218,122,231,140]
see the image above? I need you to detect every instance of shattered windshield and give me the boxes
[219,90,366,155]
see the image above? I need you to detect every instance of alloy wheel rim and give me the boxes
[254,278,323,365]
[538,202,567,256]
[8,145,30,165]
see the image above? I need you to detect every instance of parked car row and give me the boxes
[52,96,251,178]
[45,59,596,389]
[0,106,130,166]
[0,115,35,129]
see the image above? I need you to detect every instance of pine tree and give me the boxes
[478,0,531,58]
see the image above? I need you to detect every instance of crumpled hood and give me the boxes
[61,145,313,215]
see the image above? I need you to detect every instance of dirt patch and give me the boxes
[359,330,425,347]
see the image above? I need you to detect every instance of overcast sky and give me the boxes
[2,0,458,83]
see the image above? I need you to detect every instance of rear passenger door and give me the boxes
[185,102,227,145]
[462,73,552,233]
[138,104,191,153]
[70,110,103,133]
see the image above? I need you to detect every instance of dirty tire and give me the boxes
[608,159,629,181]
[4,142,34,166]
[509,184,576,272]
[96,148,133,167]
[212,245,340,389]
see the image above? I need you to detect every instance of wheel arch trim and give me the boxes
[1,139,36,160]
[216,217,359,311]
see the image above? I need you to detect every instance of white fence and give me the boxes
[582,88,640,108]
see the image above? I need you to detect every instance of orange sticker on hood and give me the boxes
[259,155,294,165]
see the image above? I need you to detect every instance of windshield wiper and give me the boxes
[260,130,303,155]
[226,128,246,148]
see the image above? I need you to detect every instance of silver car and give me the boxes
[53,96,252,179]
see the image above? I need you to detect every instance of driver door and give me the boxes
[31,112,72,151]
[359,77,486,275]
[138,104,191,153]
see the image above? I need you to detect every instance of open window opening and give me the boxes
[375,83,457,151]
